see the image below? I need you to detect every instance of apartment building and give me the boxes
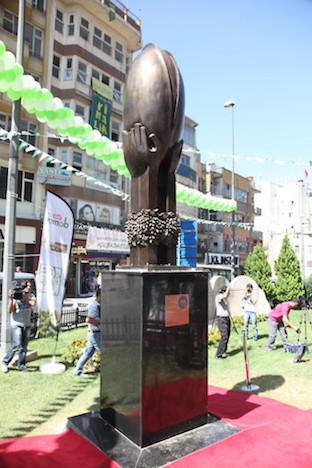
[176,116,201,218]
[254,179,312,278]
[200,163,261,277]
[0,0,142,295]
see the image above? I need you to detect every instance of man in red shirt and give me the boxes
[267,299,300,351]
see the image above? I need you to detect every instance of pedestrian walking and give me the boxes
[74,288,101,377]
[215,286,231,359]
[2,281,36,373]
[267,298,300,351]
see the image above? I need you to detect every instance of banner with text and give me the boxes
[36,192,74,324]
[89,78,112,137]
[86,226,129,253]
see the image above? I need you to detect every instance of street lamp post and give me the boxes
[0,0,25,358]
[224,100,236,280]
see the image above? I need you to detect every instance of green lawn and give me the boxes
[0,311,312,439]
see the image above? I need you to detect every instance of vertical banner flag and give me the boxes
[36,192,74,324]
[89,78,113,137]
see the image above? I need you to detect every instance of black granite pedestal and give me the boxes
[99,268,209,447]
[68,411,238,468]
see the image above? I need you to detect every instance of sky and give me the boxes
[126,0,312,183]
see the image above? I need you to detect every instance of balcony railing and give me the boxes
[95,0,141,32]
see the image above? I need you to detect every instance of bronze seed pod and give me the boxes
[123,43,185,177]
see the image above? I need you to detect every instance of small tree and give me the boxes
[274,235,305,302]
[243,244,274,300]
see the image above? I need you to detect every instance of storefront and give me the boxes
[67,236,129,297]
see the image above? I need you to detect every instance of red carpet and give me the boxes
[0,428,120,468]
[169,410,312,468]
[0,386,310,468]
[208,384,303,429]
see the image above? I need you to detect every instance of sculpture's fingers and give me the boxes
[134,123,143,147]
[130,127,137,150]
[139,125,148,152]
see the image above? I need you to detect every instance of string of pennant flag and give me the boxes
[0,39,236,213]
[207,151,311,170]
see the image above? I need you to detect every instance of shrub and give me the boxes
[37,311,58,339]
[61,338,100,372]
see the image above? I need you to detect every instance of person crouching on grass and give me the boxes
[267,298,301,351]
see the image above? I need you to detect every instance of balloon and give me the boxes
[7,88,21,101]
[0,41,6,58]
[3,51,15,70]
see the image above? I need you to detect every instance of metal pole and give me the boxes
[240,330,260,393]
[299,179,305,277]
[230,104,236,281]
[0,0,25,358]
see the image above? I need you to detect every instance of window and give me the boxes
[103,34,112,56]
[115,41,124,63]
[93,27,102,49]
[25,23,43,58]
[20,121,37,146]
[73,151,83,170]
[110,170,118,184]
[18,171,34,202]
[181,154,190,166]
[77,61,87,84]
[113,81,122,103]
[55,10,64,33]
[91,68,100,81]
[3,10,18,35]
[0,167,8,199]
[235,188,248,203]
[75,104,85,118]
[64,58,73,80]
[68,14,75,35]
[32,0,45,12]
[64,102,70,108]
[47,147,56,168]
[60,149,69,164]
[87,156,96,170]
[183,125,195,147]
[126,56,130,74]
[101,73,110,86]
[80,17,89,41]
[111,121,120,142]
[0,113,11,131]
[52,55,60,78]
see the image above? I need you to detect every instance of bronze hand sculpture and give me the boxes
[123,44,185,266]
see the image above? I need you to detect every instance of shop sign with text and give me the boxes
[205,253,239,267]
[37,166,71,186]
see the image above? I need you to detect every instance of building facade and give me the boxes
[254,179,312,278]
[199,163,261,277]
[0,0,142,295]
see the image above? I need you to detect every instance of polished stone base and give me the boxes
[68,412,238,468]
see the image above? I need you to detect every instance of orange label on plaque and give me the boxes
[165,294,190,327]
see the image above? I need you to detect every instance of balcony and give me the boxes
[176,164,197,183]
[61,0,141,51]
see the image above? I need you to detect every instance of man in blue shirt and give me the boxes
[74,288,101,377]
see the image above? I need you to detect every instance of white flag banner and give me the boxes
[36,192,74,323]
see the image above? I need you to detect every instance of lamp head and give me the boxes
[224,100,235,108]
